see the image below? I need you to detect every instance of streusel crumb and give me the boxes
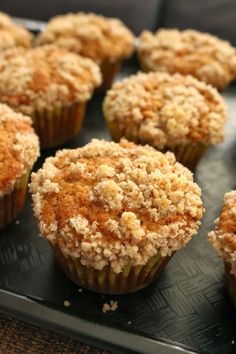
[0,45,101,115]
[103,72,227,148]
[0,103,39,196]
[208,191,236,277]
[139,29,236,90]
[36,12,135,64]
[30,139,203,273]
[0,11,32,50]
[102,300,118,313]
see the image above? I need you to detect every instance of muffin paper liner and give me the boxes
[53,245,172,294]
[105,119,207,171]
[100,61,121,91]
[31,102,86,149]
[165,143,207,171]
[0,170,30,230]
[224,262,236,307]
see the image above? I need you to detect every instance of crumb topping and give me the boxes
[63,300,71,307]
[0,45,101,115]
[208,191,236,277]
[30,139,203,273]
[104,72,227,148]
[36,12,135,64]
[0,103,39,196]
[102,300,118,313]
[139,29,236,90]
[0,12,32,50]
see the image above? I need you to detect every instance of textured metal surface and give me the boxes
[0,66,236,354]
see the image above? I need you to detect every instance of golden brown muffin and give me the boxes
[0,11,32,50]
[208,191,236,306]
[103,72,227,169]
[0,45,101,148]
[36,12,135,89]
[138,29,236,90]
[30,139,203,294]
[0,103,39,229]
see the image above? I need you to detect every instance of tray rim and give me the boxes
[0,288,197,354]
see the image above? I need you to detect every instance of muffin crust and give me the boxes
[0,11,32,50]
[104,72,227,149]
[0,46,101,115]
[36,12,135,64]
[0,104,39,196]
[30,139,203,273]
[139,29,236,89]
[208,191,236,276]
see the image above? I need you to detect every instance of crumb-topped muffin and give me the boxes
[30,139,203,294]
[0,103,39,229]
[208,191,236,306]
[37,12,135,89]
[138,29,236,90]
[103,72,227,170]
[0,11,32,50]
[0,45,101,148]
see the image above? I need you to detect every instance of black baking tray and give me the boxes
[0,18,236,354]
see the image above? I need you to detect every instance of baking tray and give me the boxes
[0,18,235,354]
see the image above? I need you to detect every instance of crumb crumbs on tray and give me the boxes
[15,220,20,225]
[78,288,83,293]
[63,300,71,307]
[102,300,118,313]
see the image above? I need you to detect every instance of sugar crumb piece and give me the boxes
[15,220,20,225]
[78,288,83,293]
[128,321,132,325]
[232,340,235,344]
[102,300,118,313]
[64,300,71,307]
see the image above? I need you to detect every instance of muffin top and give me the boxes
[36,12,135,64]
[104,72,227,148]
[208,191,236,276]
[139,29,236,89]
[30,139,203,273]
[0,103,39,197]
[0,11,32,50]
[0,45,101,115]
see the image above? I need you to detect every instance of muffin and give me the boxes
[36,12,135,90]
[103,72,227,170]
[0,104,39,229]
[208,191,236,307]
[138,29,236,90]
[0,11,32,50]
[30,139,203,294]
[0,45,101,149]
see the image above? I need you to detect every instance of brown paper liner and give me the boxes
[31,102,86,149]
[164,144,207,171]
[53,245,172,294]
[224,262,236,308]
[0,171,30,230]
[99,61,122,91]
[105,119,207,171]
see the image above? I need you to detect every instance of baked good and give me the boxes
[103,71,227,170]
[30,138,203,294]
[36,12,135,89]
[0,11,32,50]
[0,45,101,148]
[208,191,236,307]
[138,28,236,90]
[0,103,39,229]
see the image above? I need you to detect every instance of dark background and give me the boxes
[0,0,236,43]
